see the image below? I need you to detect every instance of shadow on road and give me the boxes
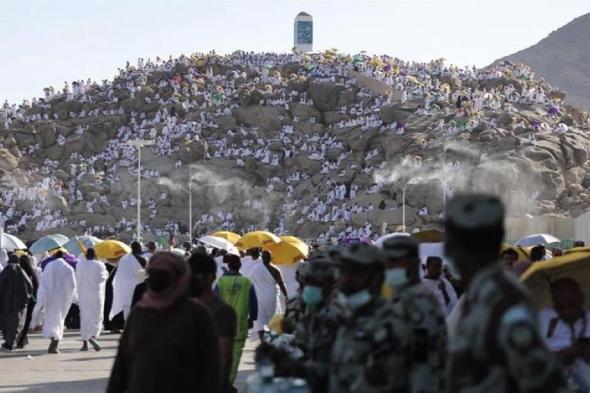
[0,377,108,393]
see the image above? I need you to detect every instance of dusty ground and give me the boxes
[0,331,256,392]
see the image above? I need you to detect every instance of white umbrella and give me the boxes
[515,234,561,247]
[198,235,239,256]
[30,234,69,254]
[375,232,410,249]
[0,232,27,251]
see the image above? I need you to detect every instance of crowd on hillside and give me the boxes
[0,51,574,242]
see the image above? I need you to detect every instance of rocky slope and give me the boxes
[496,12,590,111]
[1,51,589,243]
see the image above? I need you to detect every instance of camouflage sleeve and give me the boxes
[364,312,411,392]
[498,306,569,393]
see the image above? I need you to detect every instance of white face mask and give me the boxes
[345,289,372,310]
[385,268,408,289]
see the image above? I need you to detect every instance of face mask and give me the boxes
[345,289,372,310]
[147,269,172,293]
[385,268,408,289]
[301,285,323,306]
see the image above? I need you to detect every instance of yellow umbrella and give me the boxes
[236,231,281,251]
[564,246,590,255]
[521,250,590,309]
[94,240,131,260]
[211,231,242,245]
[265,236,309,265]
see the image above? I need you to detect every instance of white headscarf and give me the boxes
[0,248,8,271]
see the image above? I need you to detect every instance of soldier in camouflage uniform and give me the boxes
[445,194,569,393]
[282,262,309,350]
[381,236,447,393]
[299,257,342,392]
[329,243,410,393]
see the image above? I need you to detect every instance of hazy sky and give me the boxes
[1,0,589,103]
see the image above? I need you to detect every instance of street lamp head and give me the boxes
[126,139,154,148]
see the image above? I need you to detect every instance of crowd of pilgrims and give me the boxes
[0,193,589,393]
[0,50,574,241]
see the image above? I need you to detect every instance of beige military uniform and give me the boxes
[448,265,569,393]
[306,296,346,392]
[330,297,410,393]
[393,282,447,393]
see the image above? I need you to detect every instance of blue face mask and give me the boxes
[345,289,372,310]
[301,285,323,306]
[385,268,408,290]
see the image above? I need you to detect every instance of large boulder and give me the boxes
[46,195,70,213]
[180,140,209,162]
[41,144,64,161]
[0,149,19,171]
[405,181,445,214]
[214,116,237,132]
[233,105,284,132]
[308,82,345,112]
[349,128,379,152]
[279,62,302,76]
[380,105,411,124]
[290,102,321,122]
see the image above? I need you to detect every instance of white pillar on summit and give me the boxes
[294,12,313,53]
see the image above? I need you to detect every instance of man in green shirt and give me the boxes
[215,254,258,387]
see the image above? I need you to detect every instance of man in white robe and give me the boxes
[35,257,76,353]
[240,248,261,278]
[76,248,108,351]
[539,278,590,364]
[421,256,458,317]
[110,242,146,322]
[248,250,287,340]
[277,262,300,300]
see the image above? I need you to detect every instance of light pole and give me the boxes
[392,157,420,233]
[127,138,153,242]
[442,147,447,210]
[175,165,199,245]
[441,146,452,216]
[392,179,408,233]
[189,166,193,243]
[158,169,234,244]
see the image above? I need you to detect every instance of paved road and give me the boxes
[0,331,256,392]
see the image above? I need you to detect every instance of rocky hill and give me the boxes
[496,12,590,111]
[1,51,589,243]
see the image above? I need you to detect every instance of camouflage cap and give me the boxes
[445,193,504,257]
[381,236,419,259]
[339,243,385,266]
[305,257,338,283]
[446,193,504,231]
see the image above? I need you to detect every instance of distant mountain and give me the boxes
[496,12,590,111]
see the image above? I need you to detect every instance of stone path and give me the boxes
[0,331,256,392]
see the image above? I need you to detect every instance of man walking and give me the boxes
[216,254,258,389]
[189,252,237,393]
[0,254,33,351]
[76,248,108,351]
[36,256,77,353]
[110,242,146,322]
[249,250,288,340]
